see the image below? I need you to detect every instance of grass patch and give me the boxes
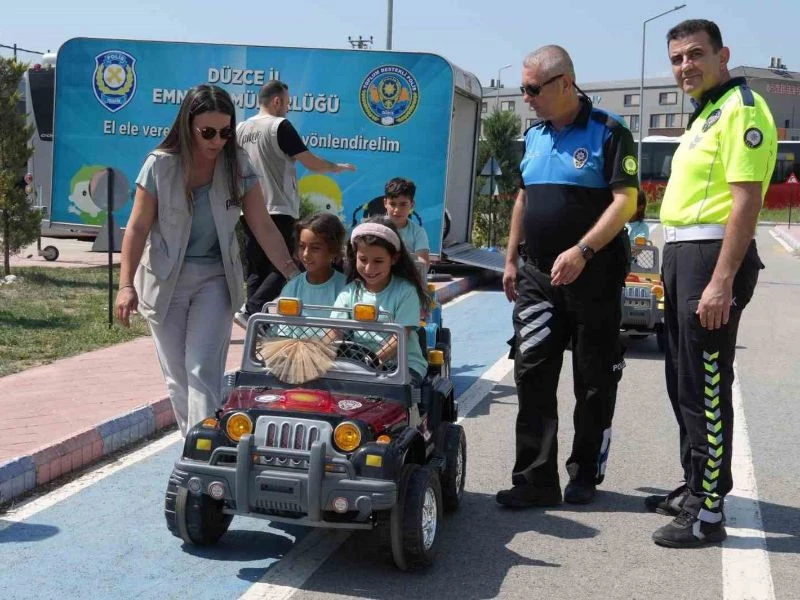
[0,266,150,378]
[645,201,798,224]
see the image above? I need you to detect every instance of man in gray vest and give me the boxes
[235,80,356,326]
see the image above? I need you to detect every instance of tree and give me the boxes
[473,109,523,248]
[0,57,39,276]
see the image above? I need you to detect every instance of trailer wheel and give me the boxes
[41,245,59,261]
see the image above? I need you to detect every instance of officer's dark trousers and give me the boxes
[662,239,761,521]
[512,251,625,488]
[241,214,296,316]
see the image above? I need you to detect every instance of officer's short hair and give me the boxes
[666,19,723,52]
[523,45,575,80]
[259,80,289,106]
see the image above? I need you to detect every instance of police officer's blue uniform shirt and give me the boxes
[520,97,639,259]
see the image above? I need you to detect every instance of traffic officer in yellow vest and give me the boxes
[647,19,777,548]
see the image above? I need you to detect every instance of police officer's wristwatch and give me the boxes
[577,242,595,262]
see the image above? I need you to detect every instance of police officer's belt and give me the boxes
[526,255,557,272]
[663,224,726,242]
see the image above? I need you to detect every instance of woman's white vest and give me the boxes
[134,150,245,323]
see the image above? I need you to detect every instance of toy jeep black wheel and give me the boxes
[388,464,442,570]
[440,423,466,511]
[165,483,232,545]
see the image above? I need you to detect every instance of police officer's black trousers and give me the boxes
[511,253,625,488]
[662,240,761,520]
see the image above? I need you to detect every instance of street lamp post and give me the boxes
[386,0,393,50]
[496,63,512,111]
[637,4,687,180]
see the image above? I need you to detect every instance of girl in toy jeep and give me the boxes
[280,213,348,312]
[332,217,430,383]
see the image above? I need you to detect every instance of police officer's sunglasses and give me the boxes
[520,73,564,97]
[195,126,234,140]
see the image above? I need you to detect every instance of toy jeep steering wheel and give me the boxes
[333,339,383,369]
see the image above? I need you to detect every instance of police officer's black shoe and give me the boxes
[644,484,689,516]
[652,510,727,548]
[564,480,596,504]
[495,484,562,508]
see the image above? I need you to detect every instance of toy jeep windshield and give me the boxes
[164,298,465,571]
[620,239,665,351]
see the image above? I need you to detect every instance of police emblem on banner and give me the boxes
[702,109,722,132]
[573,147,589,169]
[360,65,419,126]
[92,50,137,113]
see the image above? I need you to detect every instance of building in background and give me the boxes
[483,58,800,141]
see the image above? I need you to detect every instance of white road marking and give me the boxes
[456,355,514,423]
[239,352,514,600]
[239,531,350,600]
[769,229,795,253]
[722,362,775,600]
[2,432,182,523]
[442,289,478,307]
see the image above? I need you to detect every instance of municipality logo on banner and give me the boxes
[92,50,137,113]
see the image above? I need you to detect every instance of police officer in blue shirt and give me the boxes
[497,45,638,508]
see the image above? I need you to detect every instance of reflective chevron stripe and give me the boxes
[517,301,554,355]
[701,350,723,516]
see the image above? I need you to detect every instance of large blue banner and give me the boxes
[53,38,454,252]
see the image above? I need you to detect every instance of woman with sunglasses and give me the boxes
[115,84,299,435]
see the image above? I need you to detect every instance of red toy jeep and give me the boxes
[164,298,465,571]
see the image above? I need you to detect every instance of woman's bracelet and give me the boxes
[119,284,135,291]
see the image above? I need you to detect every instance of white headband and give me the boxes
[351,223,401,251]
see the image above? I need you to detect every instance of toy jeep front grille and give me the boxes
[253,417,340,468]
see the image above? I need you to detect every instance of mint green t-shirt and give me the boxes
[333,277,427,378]
[281,270,347,314]
[274,270,347,338]
[397,219,430,255]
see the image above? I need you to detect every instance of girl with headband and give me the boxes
[332,216,429,382]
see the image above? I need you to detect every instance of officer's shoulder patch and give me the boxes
[622,155,638,176]
[744,127,763,148]
[524,119,545,135]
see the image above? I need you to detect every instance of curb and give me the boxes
[0,398,176,507]
[772,225,800,252]
[0,272,493,507]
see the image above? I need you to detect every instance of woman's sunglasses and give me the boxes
[519,73,564,97]
[195,126,234,140]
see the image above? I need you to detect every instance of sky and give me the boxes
[2,0,799,87]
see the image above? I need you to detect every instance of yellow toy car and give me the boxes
[620,237,665,352]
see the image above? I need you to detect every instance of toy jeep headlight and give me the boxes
[334,421,362,452]
[651,284,664,300]
[225,412,253,442]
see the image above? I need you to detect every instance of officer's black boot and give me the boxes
[652,510,727,548]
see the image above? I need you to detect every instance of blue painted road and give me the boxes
[0,290,512,600]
